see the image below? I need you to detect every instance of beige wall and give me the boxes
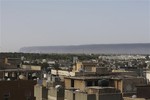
[34,85,48,100]
[114,80,122,93]
[74,80,86,91]
[98,93,122,100]
[22,65,41,71]
[75,92,96,100]
[124,97,146,100]
[92,67,108,75]
[146,72,150,83]
[65,79,71,89]
[73,62,82,72]
[65,90,75,100]
[51,70,75,76]
[73,62,97,72]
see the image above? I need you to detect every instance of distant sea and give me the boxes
[20,43,150,54]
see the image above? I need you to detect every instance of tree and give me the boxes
[145,55,150,60]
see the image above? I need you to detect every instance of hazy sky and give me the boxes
[0,0,150,52]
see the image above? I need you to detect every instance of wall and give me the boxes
[123,97,146,100]
[48,87,65,100]
[146,72,150,84]
[92,67,108,75]
[75,92,96,100]
[51,70,75,76]
[65,79,71,89]
[122,78,145,94]
[0,80,36,100]
[34,85,48,100]
[74,80,86,91]
[22,65,41,71]
[137,86,150,99]
[65,90,75,100]
[75,62,82,72]
[110,78,145,96]
[98,93,122,100]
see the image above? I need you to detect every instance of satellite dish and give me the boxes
[7,78,11,81]
[75,90,80,92]
[32,73,37,77]
[19,75,27,80]
[55,85,63,91]
[132,95,137,98]
[55,85,62,89]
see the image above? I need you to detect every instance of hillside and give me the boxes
[20,43,150,54]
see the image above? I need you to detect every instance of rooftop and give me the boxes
[0,69,41,72]
[65,76,111,80]
[86,86,115,90]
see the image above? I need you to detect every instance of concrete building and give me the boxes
[34,84,48,100]
[65,86,122,100]
[64,76,110,91]
[136,85,150,99]
[73,61,98,72]
[110,77,145,96]
[34,78,123,100]
[0,69,42,80]
[34,78,65,100]
[146,71,150,84]
[22,65,42,71]
[51,61,109,77]
[0,80,36,100]
[64,76,145,97]
[0,57,21,69]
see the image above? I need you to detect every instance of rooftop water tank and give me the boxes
[98,79,109,87]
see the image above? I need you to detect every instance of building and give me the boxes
[136,85,150,99]
[65,86,122,100]
[34,76,65,100]
[0,80,36,100]
[64,76,145,97]
[73,61,98,72]
[21,65,42,71]
[64,76,110,91]
[34,85,65,100]
[51,61,109,77]
[0,58,21,69]
[0,69,42,80]
[146,71,150,84]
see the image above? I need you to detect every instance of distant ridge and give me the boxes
[20,43,150,54]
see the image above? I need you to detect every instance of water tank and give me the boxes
[19,75,27,80]
[55,85,63,91]
[98,79,109,87]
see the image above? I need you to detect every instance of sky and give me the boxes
[0,0,150,52]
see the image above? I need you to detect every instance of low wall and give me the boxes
[75,92,96,100]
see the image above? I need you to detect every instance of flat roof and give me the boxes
[136,85,150,87]
[0,69,41,72]
[65,75,143,80]
[86,86,115,89]
[65,76,111,80]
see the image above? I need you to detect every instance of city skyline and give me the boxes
[0,0,150,52]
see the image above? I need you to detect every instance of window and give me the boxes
[95,81,98,86]
[71,79,74,87]
[3,93,10,100]
[86,81,93,86]
[25,91,31,100]
[26,97,31,100]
